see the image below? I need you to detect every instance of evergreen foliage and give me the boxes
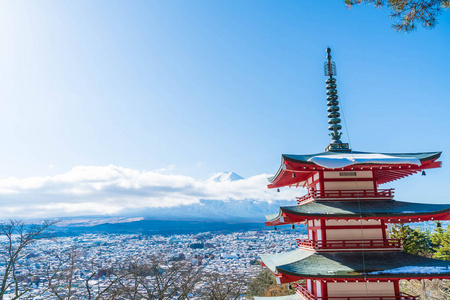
[390,222,450,260]
[431,222,450,261]
[345,0,450,31]
[390,224,432,256]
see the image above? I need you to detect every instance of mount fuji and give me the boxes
[204,172,244,183]
[122,171,296,222]
[55,171,299,232]
[125,199,294,222]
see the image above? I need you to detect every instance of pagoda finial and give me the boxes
[324,47,349,152]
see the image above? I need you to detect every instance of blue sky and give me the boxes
[0,1,449,217]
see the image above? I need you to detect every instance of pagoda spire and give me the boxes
[324,47,349,152]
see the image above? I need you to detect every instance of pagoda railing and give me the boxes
[297,189,395,205]
[295,283,418,300]
[297,239,403,250]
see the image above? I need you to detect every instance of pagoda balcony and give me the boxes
[296,189,395,205]
[295,284,418,300]
[296,239,403,251]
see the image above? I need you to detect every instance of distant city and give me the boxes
[1,226,301,299]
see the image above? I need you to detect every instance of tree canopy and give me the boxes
[345,0,450,31]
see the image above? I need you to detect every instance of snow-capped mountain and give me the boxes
[119,171,297,221]
[204,172,244,183]
[124,199,295,222]
[71,170,298,223]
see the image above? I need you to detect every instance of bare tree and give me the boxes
[0,219,56,300]
[43,246,128,300]
[345,0,450,31]
[199,272,248,300]
[84,267,127,300]
[400,279,450,300]
[116,255,203,300]
[247,268,275,297]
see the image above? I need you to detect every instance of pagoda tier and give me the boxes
[265,200,450,226]
[268,151,441,189]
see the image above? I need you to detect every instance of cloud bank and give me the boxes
[0,165,301,219]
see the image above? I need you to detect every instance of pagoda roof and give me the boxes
[261,249,450,282]
[268,151,441,188]
[281,151,440,166]
[265,200,450,225]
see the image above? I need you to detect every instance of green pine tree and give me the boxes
[390,224,432,256]
[431,222,450,260]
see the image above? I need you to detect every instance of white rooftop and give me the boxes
[308,153,421,168]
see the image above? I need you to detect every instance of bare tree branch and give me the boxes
[0,219,56,300]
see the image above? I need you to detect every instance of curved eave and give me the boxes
[275,271,450,284]
[267,157,315,189]
[375,159,441,184]
[265,201,450,226]
[268,152,442,189]
[261,250,450,284]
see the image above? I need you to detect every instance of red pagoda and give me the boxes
[256,48,450,300]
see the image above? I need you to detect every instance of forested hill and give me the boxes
[55,219,307,236]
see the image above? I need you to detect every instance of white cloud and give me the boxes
[154,164,176,173]
[0,165,302,219]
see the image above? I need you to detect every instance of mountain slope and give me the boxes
[204,172,244,183]
[123,199,295,222]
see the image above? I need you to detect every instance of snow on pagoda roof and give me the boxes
[261,249,450,281]
[268,151,442,188]
[260,249,313,274]
[265,200,450,225]
[308,153,420,168]
[370,266,450,275]
[282,151,441,165]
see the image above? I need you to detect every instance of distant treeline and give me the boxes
[54,219,308,236]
